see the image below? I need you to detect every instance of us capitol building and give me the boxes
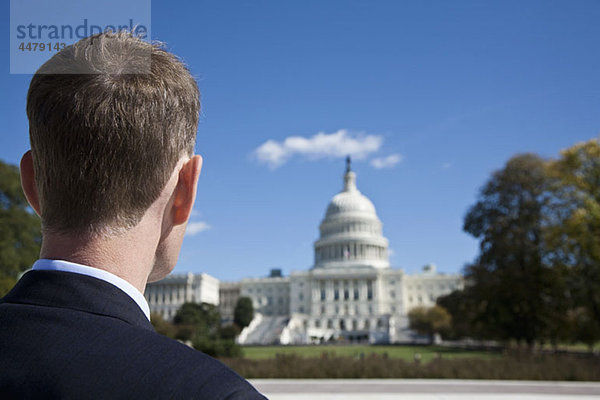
[146,158,463,344]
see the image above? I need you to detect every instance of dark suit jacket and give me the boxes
[0,270,266,399]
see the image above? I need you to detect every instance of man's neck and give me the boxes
[40,227,158,294]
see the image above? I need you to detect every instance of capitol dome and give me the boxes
[325,182,376,217]
[313,158,390,270]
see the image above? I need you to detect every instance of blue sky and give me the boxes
[2,1,600,281]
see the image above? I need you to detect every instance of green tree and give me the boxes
[408,305,452,340]
[150,312,177,339]
[174,302,221,340]
[463,154,563,347]
[0,160,41,296]
[546,138,600,349]
[192,336,242,358]
[567,307,600,350]
[173,302,241,357]
[233,296,254,329]
[219,323,241,340]
[436,290,482,340]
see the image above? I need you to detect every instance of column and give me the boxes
[359,279,367,300]
[326,280,334,301]
[312,283,319,304]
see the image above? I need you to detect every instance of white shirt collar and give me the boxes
[32,259,151,321]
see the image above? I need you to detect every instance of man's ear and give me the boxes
[172,155,203,225]
[20,150,41,217]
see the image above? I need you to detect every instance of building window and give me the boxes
[321,305,326,315]
[315,320,321,328]
[390,290,395,299]
[299,306,304,313]
[354,287,359,300]
[327,319,333,329]
[367,281,373,300]
[352,319,358,330]
[321,288,326,301]
[299,292,304,301]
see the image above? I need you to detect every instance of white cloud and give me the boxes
[185,221,211,236]
[442,162,453,170]
[370,154,403,169]
[253,129,383,169]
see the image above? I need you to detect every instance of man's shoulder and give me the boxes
[0,299,266,399]
[131,328,266,399]
[59,315,265,399]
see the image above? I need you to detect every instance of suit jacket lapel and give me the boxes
[1,270,154,331]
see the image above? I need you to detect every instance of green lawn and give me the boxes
[538,342,600,352]
[241,345,500,362]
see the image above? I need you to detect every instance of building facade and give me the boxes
[237,159,462,344]
[145,272,219,321]
[146,159,462,344]
[219,282,241,324]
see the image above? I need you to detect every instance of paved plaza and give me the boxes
[250,379,600,400]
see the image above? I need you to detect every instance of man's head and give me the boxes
[21,31,202,282]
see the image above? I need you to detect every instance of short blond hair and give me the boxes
[26,31,200,235]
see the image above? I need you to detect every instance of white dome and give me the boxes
[325,189,377,218]
[324,164,377,219]
[313,158,389,270]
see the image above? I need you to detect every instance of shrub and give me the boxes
[220,353,600,380]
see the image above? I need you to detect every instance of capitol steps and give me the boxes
[237,314,290,345]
